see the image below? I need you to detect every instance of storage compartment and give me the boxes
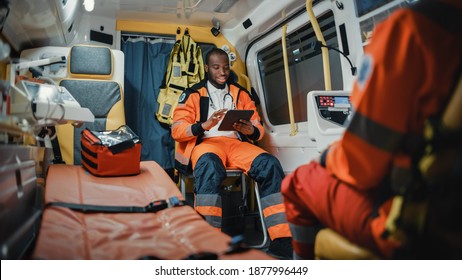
[1,0,82,52]
[0,145,50,259]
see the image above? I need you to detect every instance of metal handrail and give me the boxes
[306,0,332,90]
[281,24,297,136]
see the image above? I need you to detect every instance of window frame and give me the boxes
[245,2,347,133]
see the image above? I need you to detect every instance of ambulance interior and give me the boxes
[1,0,460,260]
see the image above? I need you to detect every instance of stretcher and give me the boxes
[32,161,272,260]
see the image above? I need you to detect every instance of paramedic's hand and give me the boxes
[233,119,255,135]
[202,109,227,131]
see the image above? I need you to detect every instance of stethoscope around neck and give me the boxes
[206,85,235,110]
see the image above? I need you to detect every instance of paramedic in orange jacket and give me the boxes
[281,0,462,259]
[172,48,292,258]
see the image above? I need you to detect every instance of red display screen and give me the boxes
[318,96,335,107]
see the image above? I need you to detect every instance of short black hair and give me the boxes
[205,48,229,65]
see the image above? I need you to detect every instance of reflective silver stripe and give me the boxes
[264,212,288,228]
[195,194,222,208]
[171,122,180,130]
[186,124,193,137]
[204,216,222,228]
[347,111,403,153]
[175,150,190,166]
[289,223,323,244]
[171,121,194,137]
[261,192,283,210]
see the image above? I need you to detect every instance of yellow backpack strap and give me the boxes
[162,41,181,87]
[156,37,189,125]
[419,73,462,179]
[183,33,198,77]
[197,46,205,80]
[177,32,204,85]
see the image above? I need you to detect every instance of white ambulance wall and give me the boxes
[73,14,117,50]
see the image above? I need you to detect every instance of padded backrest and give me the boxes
[57,44,126,165]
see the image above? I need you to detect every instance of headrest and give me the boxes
[68,45,113,79]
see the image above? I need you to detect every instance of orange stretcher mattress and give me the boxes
[33,161,272,260]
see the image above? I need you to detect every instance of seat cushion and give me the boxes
[314,228,380,260]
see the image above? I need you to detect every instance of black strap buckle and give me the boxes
[145,200,168,212]
[144,197,187,212]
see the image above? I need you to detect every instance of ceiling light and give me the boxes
[83,0,94,12]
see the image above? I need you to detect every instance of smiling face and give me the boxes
[205,50,230,89]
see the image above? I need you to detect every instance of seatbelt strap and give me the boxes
[49,126,65,164]
[37,126,65,164]
[46,196,188,214]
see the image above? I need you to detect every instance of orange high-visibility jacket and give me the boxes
[324,1,462,190]
[172,79,264,173]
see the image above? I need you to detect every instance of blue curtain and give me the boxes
[121,37,175,172]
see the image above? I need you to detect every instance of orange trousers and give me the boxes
[191,137,266,172]
[282,161,397,259]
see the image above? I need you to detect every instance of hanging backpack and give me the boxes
[156,30,205,125]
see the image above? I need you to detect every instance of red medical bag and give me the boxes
[81,125,141,176]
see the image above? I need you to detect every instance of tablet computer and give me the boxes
[218,110,254,131]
